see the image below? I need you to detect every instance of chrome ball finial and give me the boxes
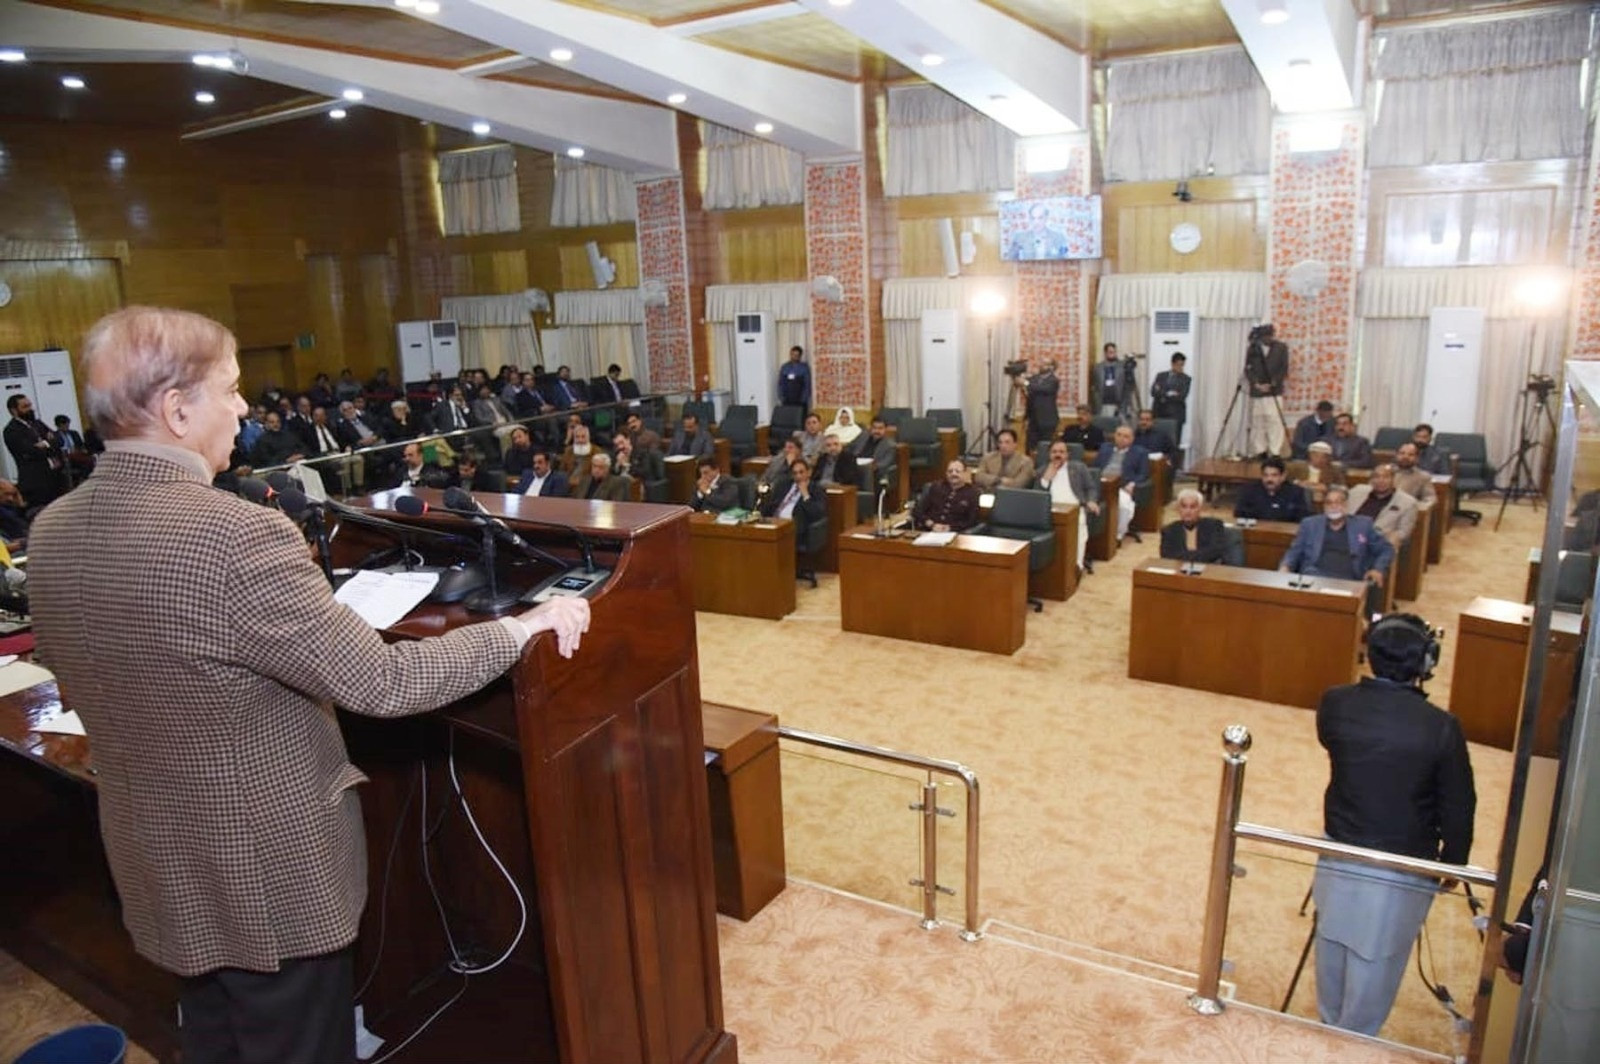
[1222,724,1252,758]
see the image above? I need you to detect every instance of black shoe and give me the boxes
[1082,560,1094,575]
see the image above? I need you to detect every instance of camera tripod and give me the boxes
[1116,356,1144,425]
[1213,368,1291,459]
[1494,376,1558,531]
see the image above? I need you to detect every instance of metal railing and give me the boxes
[1188,724,1497,1017]
[778,724,982,940]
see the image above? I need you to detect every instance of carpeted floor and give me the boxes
[699,494,1546,1060]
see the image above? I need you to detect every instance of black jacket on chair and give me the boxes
[1159,517,1229,564]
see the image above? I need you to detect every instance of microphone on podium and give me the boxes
[237,478,278,507]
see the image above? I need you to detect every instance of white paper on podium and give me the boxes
[33,709,86,736]
[334,570,440,629]
[913,531,957,547]
[0,660,54,698]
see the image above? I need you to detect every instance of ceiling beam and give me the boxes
[1219,0,1361,113]
[0,0,680,172]
[797,0,1087,136]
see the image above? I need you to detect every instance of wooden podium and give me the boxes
[337,489,736,1064]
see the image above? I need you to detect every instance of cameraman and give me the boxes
[1245,324,1289,456]
[1023,360,1060,450]
[1093,343,1127,422]
[1312,613,1476,1037]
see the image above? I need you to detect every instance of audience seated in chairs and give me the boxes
[1288,440,1347,488]
[623,411,662,454]
[797,412,826,463]
[974,429,1034,490]
[1329,413,1374,468]
[385,399,424,442]
[1235,456,1312,524]
[825,407,862,447]
[758,455,827,563]
[1411,422,1452,475]
[613,433,663,489]
[1291,400,1336,459]
[393,441,448,490]
[0,479,31,550]
[1346,463,1420,550]
[670,413,714,460]
[692,457,741,512]
[570,452,631,502]
[813,434,857,489]
[913,460,980,533]
[1391,442,1438,507]
[516,450,568,497]
[1161,489,1229,564]
[848,417,895,477]
[1060,404,1105,452]
[1280,484,1394,616]
[1091,425,1148,542]
[1036,439,1096,573]
[250,411,304,469]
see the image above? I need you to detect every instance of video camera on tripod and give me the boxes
[1526,373,1556,401]
[1003,359,1030,379]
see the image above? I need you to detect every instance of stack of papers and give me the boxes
[334,570,441,629]
[913,531,957,547]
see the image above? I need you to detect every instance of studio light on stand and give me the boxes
[969,289,1007,458]
[1494,271,1568,529]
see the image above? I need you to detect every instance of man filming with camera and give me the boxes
[1312,613,1476,1037]
[1021,359,1060,450]
[1245,323,1289,457]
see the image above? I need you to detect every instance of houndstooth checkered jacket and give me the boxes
[28,448,521,976]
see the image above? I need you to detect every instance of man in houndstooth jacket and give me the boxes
[28,307,591,1064]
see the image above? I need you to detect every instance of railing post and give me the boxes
[914,777,939,930]
[960,771,982,942]
[1189,724,1252,1016]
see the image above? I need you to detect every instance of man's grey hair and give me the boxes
[1177,488,1205,507]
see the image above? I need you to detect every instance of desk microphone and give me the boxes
[1287,555,1313,590]
[279,488,337,586]
[875,476,889,537]
[238,478,278,507]
[429,488,572,572]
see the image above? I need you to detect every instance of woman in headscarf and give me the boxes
[825,407,862,446]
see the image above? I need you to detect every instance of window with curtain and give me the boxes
[551,156,637,227]
[550,289,647,382]
[437,144,521,236]
[440,293,544,373]
[885,85,1016,197]
[1103,47,1270,183]
[1369,9,1595,167]
[701,121,804,210]
[1381,186,1556,267]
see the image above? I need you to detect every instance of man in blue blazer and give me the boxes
[1280,484,1394,615]
[515,451,570,497]
[1091,425,1149,541]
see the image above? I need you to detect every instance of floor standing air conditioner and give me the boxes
[1419,307,1485,433]
[396,320,461,384]
[919,308,963,414]
[0,349,83,484]
[1149,308,1199,448]
[733,311,775,423]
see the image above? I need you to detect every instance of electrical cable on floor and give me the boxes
[355,767,419,1003]
[367,972,468,1064]
[441,727,528,975]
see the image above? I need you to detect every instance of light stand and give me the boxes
[1493,375,1557,530]
[968,291,1007,457]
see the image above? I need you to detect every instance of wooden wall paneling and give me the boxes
[1101,176,1268,274]
[231,280,310,351]
[0,259,123,355]
[356,254,400,380]
[706,205,807,285]
[304,254,346,384]
[237,346,295,402]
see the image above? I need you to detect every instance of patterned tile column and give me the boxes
[1267,113,1364,413]
[1014,134,1092,407]
[634,175,694,392]
[1569,112,1600,359]
[805,159,871,408]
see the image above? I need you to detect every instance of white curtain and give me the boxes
[551,288,646,380]
[440,292,545,373]
[885,84,1016,197]
[1370,9,1595,166]
[437,144,521,236]
[1354,267,1572,468]
[550,156,637,227]
[1103,47,1271,182]
[703,282,811,392]
[881,277,1019,436]
[702,121,804,209]
[1380,186,1557,267]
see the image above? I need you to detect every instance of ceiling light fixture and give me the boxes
[567,147,585,158]
[472,120,492,135]
[394,0,418,7]
[61,75,86,90]
[828,0,854,7]
[329,108,347,120]
[754,121,774,134]
[342,88,364,102]
[195,91,215,104]
[549,47,573,62]
[0,50,26,63]
[1258,0,1290,25]
[415,0,441,14]
[667,92,687,105]
[193,53,218,67]
[921,53,944,67]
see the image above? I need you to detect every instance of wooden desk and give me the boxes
[1133,455,1172,533]
[1088,475,1121,562]
[818,485,857,572]
[1428,475,1453,565]
[1129,562,1364,708]
[1451,597,1579,757]
[689,513,796,619]
[1394,503,1431,602]
[702,703,785,921]
[1036,505,1081,602]
[838,526,1028,654]
[666,453,697,503]
[1191,458,1259,498]
[1233,519,1298,571]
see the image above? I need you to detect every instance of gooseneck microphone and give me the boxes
[279,488,336,587]
[438,488,573,573]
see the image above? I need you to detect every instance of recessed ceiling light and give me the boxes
[754,121,774,134]
[195,91,215,104]
[108,150,126,171]
[192,53,218,67]
[567,146,585,158]
[667,92,687,105]
[61,75,86,90]
[472,120,492,135]
[341,88,364,102]
[414,0,441,13]
[828,0,853,7]
[921,53,944,67]
[394,0,418,7]
[549,47,574,62]
[329,108,347,120]
[0,50,26,63]
[1258,0,1290,25]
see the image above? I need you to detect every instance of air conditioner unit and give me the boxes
[1419,307,1485,433]
[586,241,617,289]
[396,320,460,384]
[919,309,963,414]
[733,311,776,422]
[1150,308,1198,449]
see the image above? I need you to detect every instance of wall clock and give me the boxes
[1169,223,1202,255]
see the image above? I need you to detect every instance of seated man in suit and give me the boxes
[1091,425,1149,541]
[913,460,980,533]
[1411,422,1451,475]
[691,457,741,513]
[848,417,896,484]
[758,456,826,551]
[1288,440,1347,488]
[669,413,714,460]
[1346,463,1420,550]
[516,450,569,497]
[570,451,630,502]
[1161,488,1228,564]
[1392,442,1438,507]
[813,433,857,489]
[544,365,589,411]
[1329,413,1374,468]
[448,451,500,493]
[1291,400,1336,459]
[385,400,425,442]
[1133,409,1174,457]
[249,411,304,469]
[1036,439,1097,572]
[1280,484,1395,615]
[758,438,802,495]
[623,412,662,454]
[432,385,476,436]
[798,412,827,463]
[613,433,663,488]
[559,423,595,476]
[1235,456,1311,523]
[392,441,447,490]
[1061,404,1104,453]
[974,429,1034,490]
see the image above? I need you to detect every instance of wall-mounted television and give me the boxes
[999,195,1103,261]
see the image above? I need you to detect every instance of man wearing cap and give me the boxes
[1292,400,1337,459]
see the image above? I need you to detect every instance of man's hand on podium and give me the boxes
[517,596,592,658]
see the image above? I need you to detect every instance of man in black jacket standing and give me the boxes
[1024,360,1059,450]
[1312,614,1476,1037]
[1150,353,1190,459]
